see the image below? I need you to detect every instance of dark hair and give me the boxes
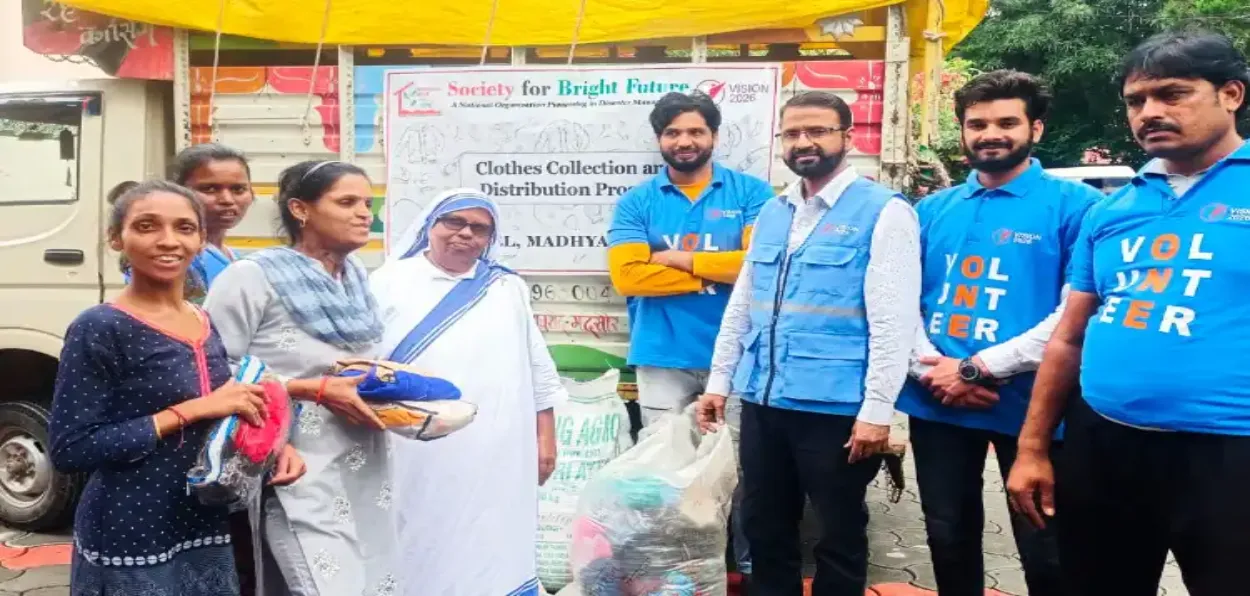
[106,180,140,205]
[780,91,854,129]
[170,143,251,186]
[954,70,1052,123]
[276,160,370,244]
[1119,31,1250,116]
[649,92,722,136]
[108,180,205,239]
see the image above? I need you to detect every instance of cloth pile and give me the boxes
[187,355,293,509]
[330,358,477,441]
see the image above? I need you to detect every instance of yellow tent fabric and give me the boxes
[60,0,986,58]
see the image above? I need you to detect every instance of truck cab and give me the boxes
[0,78,170,528]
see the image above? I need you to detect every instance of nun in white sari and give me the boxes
[370,189,568,596]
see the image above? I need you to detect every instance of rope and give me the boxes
[300,0,334,145]
[479,0,501,66]
[208,0,227,140]
[567,0,589,65]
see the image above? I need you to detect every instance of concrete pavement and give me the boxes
[0,417,1191,595]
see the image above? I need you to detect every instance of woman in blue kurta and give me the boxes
[117,144,255,303]
[50,180,304,596]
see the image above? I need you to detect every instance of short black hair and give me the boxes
[169,143,251,186]
[276,160,370,244]
[1119,30,1250,116]
[649,92,721,136]
[954,70,1052,123]
[780,91,854,129]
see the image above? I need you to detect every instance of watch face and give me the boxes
[959,360,980,381]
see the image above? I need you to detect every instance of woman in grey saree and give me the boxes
[205,160,398,596]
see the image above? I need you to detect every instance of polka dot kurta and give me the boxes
[49,304,239,595]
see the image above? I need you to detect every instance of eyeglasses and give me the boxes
[775,126,848,142]
[437,216,494,237]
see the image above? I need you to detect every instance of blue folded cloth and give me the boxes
[334,361,462,402]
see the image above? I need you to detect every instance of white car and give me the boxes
[1046,165,1136,194]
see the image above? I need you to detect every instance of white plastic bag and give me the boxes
[537,369,633,592]
[566,405,737,596]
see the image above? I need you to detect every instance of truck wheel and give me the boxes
[0,402,79,530]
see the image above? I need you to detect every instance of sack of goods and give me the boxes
[562,405,738,596]
[330,358,476,441]
[187,355,293,509]
[537,369,634,592]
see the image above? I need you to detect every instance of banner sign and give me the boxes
[384,64,780,273]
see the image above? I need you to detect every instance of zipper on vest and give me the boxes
[761,253,792,406]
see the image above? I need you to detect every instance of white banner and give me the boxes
[383,64,780,273]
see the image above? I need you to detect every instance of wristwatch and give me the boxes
[958,357,991,386]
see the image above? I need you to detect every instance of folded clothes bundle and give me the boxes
[330,358,476,441]
[188,355,293,509]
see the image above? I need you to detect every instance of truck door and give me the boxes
[0,93,104,344]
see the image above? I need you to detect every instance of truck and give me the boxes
[0,0,983,528]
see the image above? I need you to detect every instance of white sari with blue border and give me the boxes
[370,190,567,596]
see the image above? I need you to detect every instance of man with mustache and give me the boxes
[1008,31,1250,595]
[696,90,921,595]
[607,91,773,586]
[897,70,1101,596]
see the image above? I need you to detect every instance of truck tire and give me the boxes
[0,401,80,530]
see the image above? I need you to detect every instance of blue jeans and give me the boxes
[909,417,1062,596]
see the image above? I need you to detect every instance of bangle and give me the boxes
[168,405,189,448]
[316,376,329,405]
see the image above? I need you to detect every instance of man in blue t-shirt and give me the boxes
[1008,31,1250,594]
[900,70,1099,596]
[607,91,772,586]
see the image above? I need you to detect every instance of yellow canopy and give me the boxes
[60,0,986,58]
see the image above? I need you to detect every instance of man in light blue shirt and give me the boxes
[1009,31,1250,595]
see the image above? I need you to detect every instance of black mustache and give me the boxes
[1138,121,1181,138]
[973,142,1012,150]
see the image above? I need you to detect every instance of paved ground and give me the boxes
[0,417,1190,595]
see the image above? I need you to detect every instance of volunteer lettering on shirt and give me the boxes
[1072,141,1250,435]
[899,160,1101,436]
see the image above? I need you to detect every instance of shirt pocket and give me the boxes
[746,242,785,295]
[730,326,764,395]
[780,331,868,402]
[794,244,861,297]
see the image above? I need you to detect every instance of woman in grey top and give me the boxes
[204,160,397,596]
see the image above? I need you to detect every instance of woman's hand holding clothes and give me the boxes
[300,374,386,430]
[184,381,268,426]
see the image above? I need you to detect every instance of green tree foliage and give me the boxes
[952,0,1250,168]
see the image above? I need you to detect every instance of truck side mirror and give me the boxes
[59,128,75,161]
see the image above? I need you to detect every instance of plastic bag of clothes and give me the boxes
[564,405,737,596]
[330,358,476,441]
[537,369,633,592]
[187,355,293,509]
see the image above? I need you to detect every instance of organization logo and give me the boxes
[393,82,441,116]
[992,228,1042,246]
[706,208,742,221]
[1200,202,1230,222]
[694,80,728,104]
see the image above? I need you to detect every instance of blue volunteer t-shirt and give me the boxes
[1072,141,1250,435]
[897,159,1099,436]
[607,164,772,370]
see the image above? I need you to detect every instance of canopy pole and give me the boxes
[480,0,501,65]
[173,28,191,152]
[567,0,589,64]
[880,3,912,190]
[919,0,947,149]
[301,0,333,146]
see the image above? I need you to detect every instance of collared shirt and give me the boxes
[607,164,773,370]
[1071,140,1250,435]
[706,167,921,425]
[901,159,1099,436]
[1140,158,1209,197]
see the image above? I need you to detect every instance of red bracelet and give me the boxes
[316,376,329,405]
[168,405,189,447]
